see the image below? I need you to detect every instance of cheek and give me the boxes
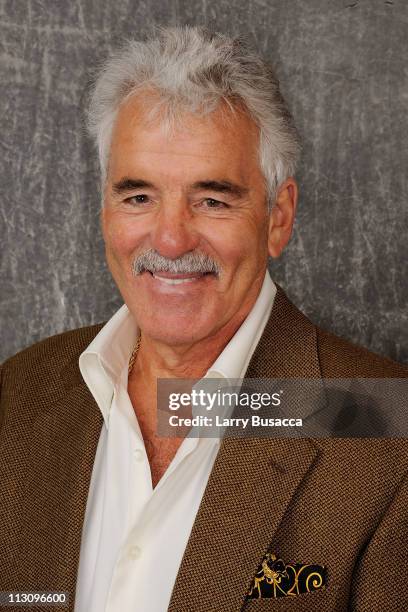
[103,214,142,259]
[208,221,264,271]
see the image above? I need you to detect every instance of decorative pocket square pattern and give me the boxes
[246,552,327,599]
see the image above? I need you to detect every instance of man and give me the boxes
[0,25,407,612]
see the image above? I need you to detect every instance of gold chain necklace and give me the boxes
[128,334,141,374]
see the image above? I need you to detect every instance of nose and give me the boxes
[150,199,199,259]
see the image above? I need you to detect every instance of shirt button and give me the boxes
[129,545,142,560]
[133,449,144,462]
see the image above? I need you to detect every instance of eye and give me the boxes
[200,198,228,209]
[125,194,151,206]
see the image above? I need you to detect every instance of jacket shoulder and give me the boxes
[316,325,408,378]
[1,323,105,372]
[0,323,105,435]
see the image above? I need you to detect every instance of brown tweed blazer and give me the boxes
[1,286,407,612]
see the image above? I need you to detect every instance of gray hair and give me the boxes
[87,25,301,208]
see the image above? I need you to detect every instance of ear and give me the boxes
[267,178,298,259]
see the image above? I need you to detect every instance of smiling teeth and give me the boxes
[153,274,199,285]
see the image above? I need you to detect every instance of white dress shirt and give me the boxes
[74,271,276,612]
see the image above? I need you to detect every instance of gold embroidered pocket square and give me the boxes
[246,552,327,599]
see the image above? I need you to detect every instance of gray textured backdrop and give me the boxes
[1,0,407,364]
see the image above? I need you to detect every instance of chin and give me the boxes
[138,315,215,347]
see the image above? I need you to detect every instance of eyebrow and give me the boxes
[112,178,155,195]
[112,177,249,198]
[190,180,249,198]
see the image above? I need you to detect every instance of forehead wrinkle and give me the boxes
[112,91,260,154]
[127,147,230,161]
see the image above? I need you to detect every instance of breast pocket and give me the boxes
[243,587,330,612]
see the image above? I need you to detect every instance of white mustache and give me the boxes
[132,249,221,276]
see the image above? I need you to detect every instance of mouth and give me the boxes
[142,270,215,285]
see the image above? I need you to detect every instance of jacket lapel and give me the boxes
[168,285,322,612]
[14,355,103,602]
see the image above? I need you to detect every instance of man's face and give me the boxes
[102,93,271,347]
